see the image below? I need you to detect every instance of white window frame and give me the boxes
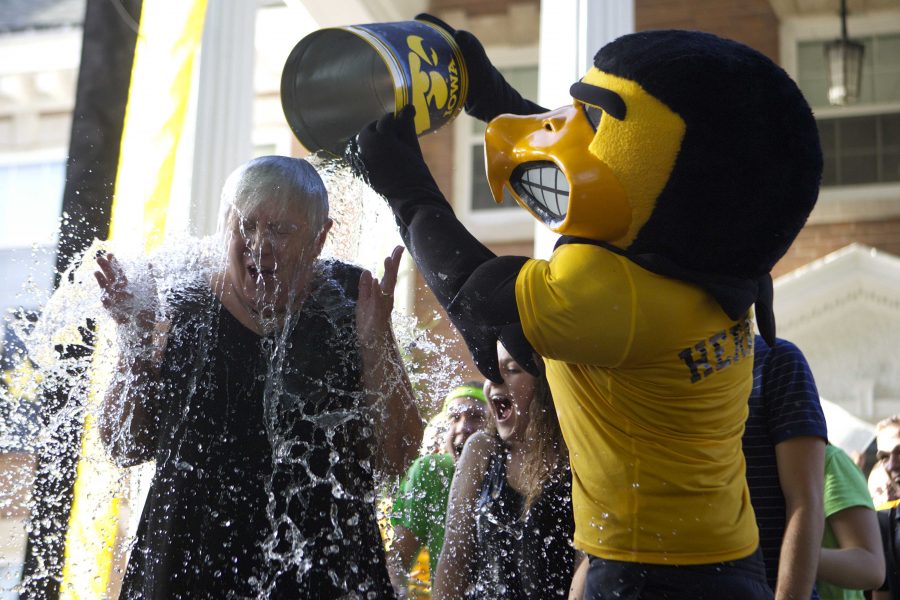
[252,123,295,158]
[453,44,540,243]
[780,11,900,224]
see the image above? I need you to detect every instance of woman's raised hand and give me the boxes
[356,245,404,348]
[94,252,156,330]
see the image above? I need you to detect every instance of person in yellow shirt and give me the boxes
[354,17,822,599]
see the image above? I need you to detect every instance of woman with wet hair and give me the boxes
[432,341,580,599]
[96,155,422,598]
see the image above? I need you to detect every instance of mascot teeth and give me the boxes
[511,161,570,223]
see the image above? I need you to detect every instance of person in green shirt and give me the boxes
[388,384,489,598]
[817,444,885,600]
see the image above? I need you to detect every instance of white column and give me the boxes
[855,379,876,419]
[186,1,257,237]
[533,0,634,258]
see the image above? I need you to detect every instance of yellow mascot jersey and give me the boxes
[516,243,758,565]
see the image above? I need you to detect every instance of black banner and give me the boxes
[21,0,142,597]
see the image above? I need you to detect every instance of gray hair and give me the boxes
[876,415,900,435]
[218,155,329,233]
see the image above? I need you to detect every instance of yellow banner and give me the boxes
[109,0,208,251]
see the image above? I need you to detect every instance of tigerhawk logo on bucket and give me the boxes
[406,34,461,133]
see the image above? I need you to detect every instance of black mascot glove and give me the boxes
[349,105,443,212]
[415,13,547,122]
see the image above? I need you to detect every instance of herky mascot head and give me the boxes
[485,30,822,343]
[351,26,823,380]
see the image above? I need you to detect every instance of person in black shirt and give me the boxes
[95,155,422,599]
[433,341,579,599]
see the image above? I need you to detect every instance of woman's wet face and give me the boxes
[484,343,536,444]
[224,198,329,315]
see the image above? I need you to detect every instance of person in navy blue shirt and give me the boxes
[743,335,828,599]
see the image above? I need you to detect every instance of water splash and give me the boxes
[1,154,469,597]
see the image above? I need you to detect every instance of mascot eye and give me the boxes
[582,104,603,131]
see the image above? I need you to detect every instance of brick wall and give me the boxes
[635,0,780,63]
[430,0,538,18]
[774,217,900,277]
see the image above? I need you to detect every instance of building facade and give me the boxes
[0,0,899,596]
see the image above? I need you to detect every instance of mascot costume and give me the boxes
[354,16,821,598]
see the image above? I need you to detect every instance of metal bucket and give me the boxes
[281,18,468,156]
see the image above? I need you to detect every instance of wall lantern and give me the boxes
[824,0,864,106]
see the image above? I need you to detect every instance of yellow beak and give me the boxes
[484,104,631,241]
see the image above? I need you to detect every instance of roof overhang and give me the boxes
[773,244,900,422]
